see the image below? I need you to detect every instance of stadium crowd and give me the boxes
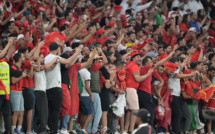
[1,0,215,134]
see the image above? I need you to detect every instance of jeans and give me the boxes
[58,115,70,130]
[0,95,11,134]
[86,93,102,133]
[34,91,48,133]
[46,87,63,134]
[29,88,35,130]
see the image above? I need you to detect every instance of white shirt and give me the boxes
[118,44,127,52]
[34,66,46,92]
[189,0,203,13]
[184,1,191,12]
[168,67,181,96]
[133,2,152,17]
[179,10,187,16]
[45,54,61,89]
[79,68,91,96]
[171,0,180,9]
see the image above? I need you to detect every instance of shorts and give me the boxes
[126,88,139,110]
[80,96,94,115]
[100,88,110,111]
[10,91,24,112]
[22,88,33,111]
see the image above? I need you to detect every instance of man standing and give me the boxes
[0,59,23,134]
[10,53,28,134]
[138,51,174,126]
[45,42,82,134]
[125,51,153,133]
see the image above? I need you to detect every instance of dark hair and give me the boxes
[163,44,170,49]
[13,53,22,63]
[165,24,171,31]
[190,61,201,69]
[107,57,111,64]
[169,57,179,63]
[107,46,114,52]
[208,66,215,72]
[197,33,203,39]
[18,47,28,54]
[209,53,215,61]
[141,23,149,28]
[115,60,125,67]
[81,57,89,63]
[71,42,80,49]
[182,14,189,24]
[207,48,214,53]
[135,29,143,35]
[125,25,132,29]
[127,31,135,37]
[125,9,132,15]
[107,52,114,57]
[142,56,152,66]
[35,11,41,18]
[119,50,127,55]
[177,37,184,44]
[158,46,163,51]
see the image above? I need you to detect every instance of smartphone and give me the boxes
[24,69,29,74]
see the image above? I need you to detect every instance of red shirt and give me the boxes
[10,65,23,92]
[158,53,167,61]
[125,61,140,89]
[162,30,177,49]
[160,71,168,97]
[22,60,31,88]
[32,28,42,44]
[138,65,161,94]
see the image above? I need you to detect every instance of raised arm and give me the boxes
[97,47,108,67]
[0,39,12,59]
[153,51,175,70]
[81,47,97,69]
[180,48,194,70]
[59,45,83,65]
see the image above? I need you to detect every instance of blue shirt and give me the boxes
[190,21,201,32]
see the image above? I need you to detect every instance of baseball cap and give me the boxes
[133,109,151,123]
[148,52,158,57]
[130,51,141,59]
[63,46,73,53]
[97,29,108,35]
[23,11,31,17]
[17,34,24,41]
[189,27,196,32]
[49,43,60,51]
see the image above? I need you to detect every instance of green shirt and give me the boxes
[156,10,162,26]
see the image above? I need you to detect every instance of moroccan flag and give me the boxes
[68,64,81,117]
[184,77,215,102]
[44,32,67,47]
[190,46,205,62]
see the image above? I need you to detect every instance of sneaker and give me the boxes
[121,132,128,134]
[12,128,19,134]
[61,129,69,134]
[18,128,25,134]
[79,130,87,134]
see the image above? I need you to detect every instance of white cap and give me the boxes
[63,46,73,53]
[189,27,196,32]
[17,34,24,41]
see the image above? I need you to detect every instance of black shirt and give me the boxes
[10,66,22,77]
[60,53,70,87]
